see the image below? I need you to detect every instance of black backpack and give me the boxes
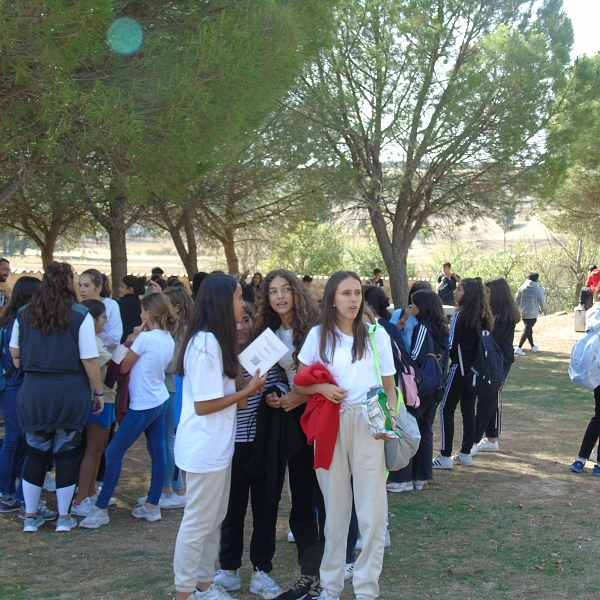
[459,329,504,396]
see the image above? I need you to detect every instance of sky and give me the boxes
[562,0,600,58]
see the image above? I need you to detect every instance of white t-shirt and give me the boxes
[276,326,297,384]
[98,297,123,350]
[175,331,237,474]
[128,329,174,410]
[298,324,395,406]
[10,312,99,359]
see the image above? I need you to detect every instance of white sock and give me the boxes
[22,480,42,514]
[56,485,76,516]
[578,457,587,463]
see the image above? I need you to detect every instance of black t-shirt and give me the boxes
[437,274,458,305]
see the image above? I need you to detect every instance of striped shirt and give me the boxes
[235,365,283,443]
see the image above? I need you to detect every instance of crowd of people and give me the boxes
[0,259,551,600]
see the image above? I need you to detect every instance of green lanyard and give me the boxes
[368,323,403,414]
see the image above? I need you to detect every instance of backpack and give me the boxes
[0,327,15,393]
[391,340,422,408]
[415,322,445,401]
[459,329,504,396]
[569,329,600,390]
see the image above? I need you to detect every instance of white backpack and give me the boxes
[569,319,600,390]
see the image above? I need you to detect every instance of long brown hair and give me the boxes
[0,276,41,328]
[24,262,78,333]
[319,271,368,364]
[485,277,521,325]
[456,278,494,331]
[176,274,240,379]
[253,269,319,367]
[165,287,193,341]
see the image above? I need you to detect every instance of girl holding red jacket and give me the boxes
[294,271,395,600]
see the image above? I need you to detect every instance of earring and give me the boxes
[333,304,336,307]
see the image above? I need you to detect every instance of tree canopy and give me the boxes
[288,0,574,304]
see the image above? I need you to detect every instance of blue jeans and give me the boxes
[0,386,27,498]
[163,392,183,491]
[97,402,167,509]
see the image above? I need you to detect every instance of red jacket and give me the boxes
[297,364,340,470]
[586,269,600,293]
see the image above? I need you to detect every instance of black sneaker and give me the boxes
[305,579,323,599]
[0,496,22,513]
[276,575,315,600]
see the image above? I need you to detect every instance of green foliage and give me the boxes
[264,222,344,275]
[289,0,574,304]
[431,236,600,313]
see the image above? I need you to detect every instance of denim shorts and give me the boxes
[86,402,116,429]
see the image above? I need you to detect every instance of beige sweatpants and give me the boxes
[173,465,232,594]
[316,404,387,599]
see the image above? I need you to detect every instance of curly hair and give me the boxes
[24,262,78,334]
[456,278,494,331]
[252,269,319,367]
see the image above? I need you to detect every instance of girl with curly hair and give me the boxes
[9,262,104,532]
[434,278,494,469]
[252,269,324,600]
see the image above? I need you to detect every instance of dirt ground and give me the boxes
[2,312,599,599]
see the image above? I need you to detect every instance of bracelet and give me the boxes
[93,392,104,397]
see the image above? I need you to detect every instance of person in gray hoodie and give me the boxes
[515,273,547,355]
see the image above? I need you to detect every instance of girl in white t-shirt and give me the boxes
[295,271,396,600]
[80,292,177,529]
[172,274,267,600]
[78,268,123,351]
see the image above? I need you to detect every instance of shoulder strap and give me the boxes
[368,324,383,387]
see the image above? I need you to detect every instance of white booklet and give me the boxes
[239,328,289,376]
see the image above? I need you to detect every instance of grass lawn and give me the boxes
[1,314,599,599]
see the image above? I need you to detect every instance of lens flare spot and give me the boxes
[107,18,144,56]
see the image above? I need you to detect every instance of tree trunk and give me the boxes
[222,233,239,275]
[368,203,410,307]
[40,233,59,269]
[167,204,199,280]
[107,198,129,299]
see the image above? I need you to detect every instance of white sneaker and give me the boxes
[43,472,56,492]
[159,491,187,509]
[214,569,241,592]
[344,562,355,581]
[413,480,428,491]
[532,344,539,352]
[131,502,161,522]
[249,570,283,599]
[316,591,339,600]
[515,347,526,356]
[477,438,499,452]
[55,516,78,532]
[452,452,473,466]
[470,444,478,456]
[432,454,453,469]
[287,528,295,543]
[71,497,95,517]
[195,584,239,599]
[90,492,116,506]
[386,481,414,493]
[79,505,110,529]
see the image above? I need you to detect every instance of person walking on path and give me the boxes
[515,273,546,355]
